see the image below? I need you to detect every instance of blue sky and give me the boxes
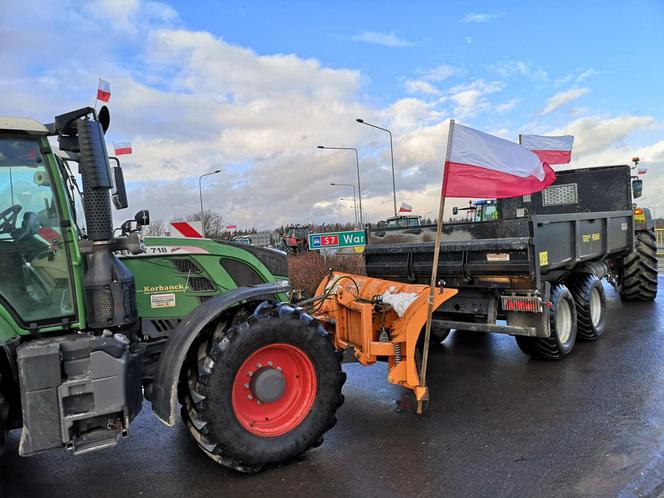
[2,0,664,227]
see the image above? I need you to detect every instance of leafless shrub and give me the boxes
[288,251,366,298]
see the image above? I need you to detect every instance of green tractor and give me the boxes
[0,107,344,472]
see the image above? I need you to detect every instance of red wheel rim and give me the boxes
[231,343,317,437]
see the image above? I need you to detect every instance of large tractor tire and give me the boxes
[619,230,658,301]
[182,303,345,473]
[568,274,607,341]
[515,284,577,360]
[0,373,7,454]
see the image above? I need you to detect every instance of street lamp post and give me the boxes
[332,183,358,225]
[317,146,363,226]
[356,118,397,217]
[198,169,221,237]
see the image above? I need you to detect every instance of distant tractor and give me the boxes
[282,224,309,255]
[452,199,498,222]
[381,214,423,228]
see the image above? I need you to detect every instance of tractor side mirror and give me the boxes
[111,162,128,210]
[135,210,150,227]
[452,207,458,215]
[632,179,643,199]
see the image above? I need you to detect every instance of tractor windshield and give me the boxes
[0,137,75,324]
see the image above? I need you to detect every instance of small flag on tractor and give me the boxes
[520,134,574,165]
[398,202,413,213]
[443,124,557,198]
[97,78,111,103]
[113,142,132,156]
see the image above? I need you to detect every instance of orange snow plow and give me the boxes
[311,272,458,402]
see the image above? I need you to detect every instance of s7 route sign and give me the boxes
[308,230,366,250]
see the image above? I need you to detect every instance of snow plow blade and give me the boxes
[312,272,458,402]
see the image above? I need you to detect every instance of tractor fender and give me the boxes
[151,281,290,426]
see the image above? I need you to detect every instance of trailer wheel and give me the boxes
[568,274,607,341]
[515,284,577,360]
[619,229,658,301]
[182,304,345,472]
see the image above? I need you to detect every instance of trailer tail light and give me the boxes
[501,295,543,313]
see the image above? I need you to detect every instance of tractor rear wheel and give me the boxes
[182,304,345,472]
[619,230,658,301]
[515,284,577,360]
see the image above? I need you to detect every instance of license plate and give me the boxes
[486,253,510,262]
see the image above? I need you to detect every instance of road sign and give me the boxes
[168,221,204,238]
[308,230,366,250]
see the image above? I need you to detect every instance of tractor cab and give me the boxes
[384,214,422,228]
[452,199,498,222]
[0,129,78,325]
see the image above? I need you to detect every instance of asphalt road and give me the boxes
[3,281,664,498]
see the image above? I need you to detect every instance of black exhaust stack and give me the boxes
[55,107,137,330]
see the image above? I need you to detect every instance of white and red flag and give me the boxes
[398,202,413,213]
[638,168,648,175]
[113,142,132,155]
[520,134,574,165]
[226,225,237,230]
[443,123,556,199]
[97,78,111,103]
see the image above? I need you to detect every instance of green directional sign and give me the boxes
[308,230,366,250]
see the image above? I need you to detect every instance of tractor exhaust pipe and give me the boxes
[54,107,137,330]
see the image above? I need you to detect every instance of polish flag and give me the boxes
[443,122,556,199]
[113,142,132,155]
[398,202,413,213]
[226,225,237,230]
[97,78,111,102]
[520,134,574,165]
[638,168,648,175]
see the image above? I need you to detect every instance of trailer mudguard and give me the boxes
[150,281,289,426]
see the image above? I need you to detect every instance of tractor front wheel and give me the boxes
[0,373,8,454]
[182,305,345,472]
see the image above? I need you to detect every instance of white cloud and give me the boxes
[555,67,596,87]
[462,12,504,23]
[550,114,655,157]
[350,31,414,47]
[83,0,178,34]
[488,60,548,81]
[448,79,505,116]
[540,88,589,115]
[420,64,464,82]
[404,79,441,96]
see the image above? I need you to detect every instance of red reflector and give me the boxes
[501,295,542,313]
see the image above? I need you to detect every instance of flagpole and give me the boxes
[417,118,455,414]
[93,77,100,114]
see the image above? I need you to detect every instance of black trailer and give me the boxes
[364,165,657,359]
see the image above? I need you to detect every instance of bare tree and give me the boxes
[143,220,166,236]
[187,210,225,239]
